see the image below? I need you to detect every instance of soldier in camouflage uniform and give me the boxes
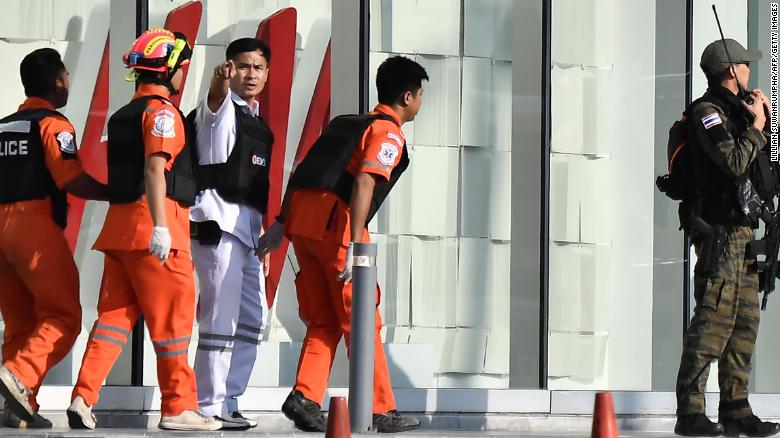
[675,39,778,437]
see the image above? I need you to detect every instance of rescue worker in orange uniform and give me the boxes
[0,48,109,430]
[257,56,427,433]
[66,29,220,431]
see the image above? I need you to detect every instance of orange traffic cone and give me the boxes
[325,396,351,438]
[591,391,619,438]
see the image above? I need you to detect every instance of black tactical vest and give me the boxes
[287,113,410,225]
[0,108,69,228]
[687,88,778,225]
[107,95,197,206]
[187,101,274,213]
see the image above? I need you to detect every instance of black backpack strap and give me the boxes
[12,108,63,122]
[373,112,399,127]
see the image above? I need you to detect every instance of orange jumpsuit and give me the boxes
[285,104,406,414]
[0,97,85,410]
[72,84,197,416]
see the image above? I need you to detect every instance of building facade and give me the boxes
[0,0,777,417]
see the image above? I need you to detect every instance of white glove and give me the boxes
[150,226,172,264]
[256,221,285,257]
[337,242,354,283]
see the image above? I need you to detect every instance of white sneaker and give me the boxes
[67,396,96,429]
[0,366,33,421]
[159,410,222,431]
[229,411,258,428]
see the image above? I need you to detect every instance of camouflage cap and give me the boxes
[700,38,762,76]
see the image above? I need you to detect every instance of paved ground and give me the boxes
[0,411,688,437]
[0,431,682,437]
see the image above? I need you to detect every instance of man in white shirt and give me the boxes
[189,38,274,430]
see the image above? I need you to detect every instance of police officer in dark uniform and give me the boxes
[674,39,779,437]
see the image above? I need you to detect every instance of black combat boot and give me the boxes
[674,413,724,436]
[281,390,326,432]
[2,409,52,429]
[372,410,420,433]
[721,415,780,437]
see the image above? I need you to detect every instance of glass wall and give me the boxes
[142,0,520,392]
[13,0,779,400]
[548,0,773,393]
[548,0,686,390]
[366,0,514,389]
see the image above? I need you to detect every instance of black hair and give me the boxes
[706,68,731,88]
[136,69,175,93]
[226,38,271,65]
[376,56,428,105]
[20,48,67,98]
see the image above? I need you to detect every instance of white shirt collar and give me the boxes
[229,89,259,117]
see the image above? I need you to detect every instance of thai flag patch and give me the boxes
[701,113,722,130]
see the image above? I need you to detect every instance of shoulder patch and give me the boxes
[56,131,76,154]
[377,142,399,166]
[387,132,403,147]
[701,112,722,130]
[151,109,176,138]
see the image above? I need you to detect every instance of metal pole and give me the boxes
[539,0,552,390]
[349,243,377,433]
[682,0,693,336]
[358,0,369,113]
[131,0,149,387]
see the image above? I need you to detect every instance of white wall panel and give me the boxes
[548,331,575,378]
[579,158,611,245]
[409,326,454,374]
[549,155,580,243]
[490,61,512,152]
[582,70,613,156]
[456,238,493,328]
[548,244,582,333]
[579,245,612,333]
[456,238,510,333]
[445,328,489,374]
[551,0,595,65]
[0,0,53,41]
[411,0,460,56]
[410,237,458,327]
[409,146,458,237]
[464,0,513,61]
[483,329,510,376]
[464,0,493,58]
[413,55,460,147]
[461,57,491,147]
[459,148,492,238]
[550,66,583,154]
[489,151,512,240]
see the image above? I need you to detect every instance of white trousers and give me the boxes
[192,231,268,417]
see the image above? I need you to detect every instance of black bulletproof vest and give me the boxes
[187,101,274,213]
[0,108,69,228]
[687,88,777,224]
[287,113,410,225]
[107,95,197,206]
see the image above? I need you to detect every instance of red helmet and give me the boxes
[123,28,192,77]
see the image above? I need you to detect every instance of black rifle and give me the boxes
[748,208,780,310]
